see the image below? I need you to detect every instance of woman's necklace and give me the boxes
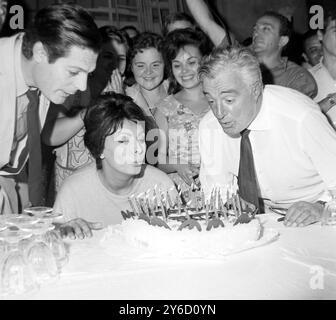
[141,85,166,112]
[175,89,209,116]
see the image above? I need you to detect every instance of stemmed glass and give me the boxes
[43,229,68,271]
[23,207,68,270]
[321,191,336,226]
[19,221,59,285]
[0,226,38,297]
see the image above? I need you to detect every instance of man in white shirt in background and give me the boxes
[198,46,336,227]
[309,9,336,127]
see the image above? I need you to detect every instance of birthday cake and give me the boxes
[100,180,279,259]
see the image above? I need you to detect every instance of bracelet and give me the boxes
[327,94,336,111]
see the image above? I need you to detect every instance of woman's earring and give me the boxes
[100,154,105,160]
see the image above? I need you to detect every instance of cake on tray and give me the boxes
[100,180,279,259]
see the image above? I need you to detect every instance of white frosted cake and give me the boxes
[99,216,275,259]
[100,180,278,259]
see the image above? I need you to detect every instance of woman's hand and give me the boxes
[55,218,104,240]
[109,69,124,94]
[176,164,199,186]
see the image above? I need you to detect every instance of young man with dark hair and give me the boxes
[185,0,317,99]
[0,4,102,214]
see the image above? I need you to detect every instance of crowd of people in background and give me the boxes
[1,0,336,238]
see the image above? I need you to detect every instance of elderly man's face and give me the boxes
[202,69,261,137]
[0,0,7,32]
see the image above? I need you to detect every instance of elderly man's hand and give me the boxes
[284,201,324,227]
[56,219,104,240]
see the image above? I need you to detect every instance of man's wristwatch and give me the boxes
[327,94,336,111]
[316,200,327,207]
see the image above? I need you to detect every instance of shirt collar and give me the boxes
[271,57,288,73]
[248,90,271,131]
[14,34,29,97]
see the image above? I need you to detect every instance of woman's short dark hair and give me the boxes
[99,25,130,51]
[128,31,164,64]
[163,28,213,94]
[22,4,102,63]
[84,92,148,169]
[162,12,195,36]
[126,31,166,84]
[99,25,130,77]
[120,25,140,38]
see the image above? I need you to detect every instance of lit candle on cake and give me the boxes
[235,194,242,216]
[145,195,152,216]
[166,190,174,209]
[219,195,228,220]
[189,184,193,207]
[134,196,143,215]
[210,188,215,211]
[201,188,205,211]
[138,194,149,216]
[205,201,209,224]
[226,189,230,207]
[128,196,138,217]
[153,187,159,212]
[177,193,182,215]
[158,193,167,221]
[232,195,238,217]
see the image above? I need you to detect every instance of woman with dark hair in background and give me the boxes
[154,28,212,200]
[126,32,169,116]
[99,25,130,93]
[120,25,140,41]
[162,12,196,36]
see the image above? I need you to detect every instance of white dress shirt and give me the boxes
[309,60,336,126]
[199,85,336,206]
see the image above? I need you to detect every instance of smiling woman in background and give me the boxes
[154,29,212,199]
[126,32,169,116]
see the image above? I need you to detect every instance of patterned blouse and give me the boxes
[158,95,209,166]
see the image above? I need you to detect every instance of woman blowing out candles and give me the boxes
[54,93,177,239]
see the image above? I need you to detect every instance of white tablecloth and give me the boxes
[8,214,336,300]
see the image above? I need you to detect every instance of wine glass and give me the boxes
[321,190,336,226]
[5,214,40,226]
[24,206,63,225]
[0,227,38,297]
[43,229,68,270]
[19,222,59,285]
